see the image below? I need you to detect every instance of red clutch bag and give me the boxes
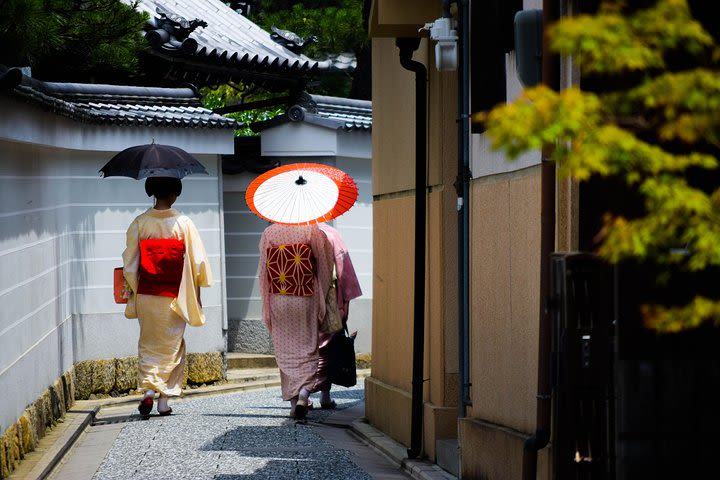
[114,267,129,304]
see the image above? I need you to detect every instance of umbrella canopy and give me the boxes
[246,163,358,225]
[99,143,208,179]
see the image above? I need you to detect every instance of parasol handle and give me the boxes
[295,175,307,185]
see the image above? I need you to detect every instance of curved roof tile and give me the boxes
[1,66,237,130]
[125,0,355,83]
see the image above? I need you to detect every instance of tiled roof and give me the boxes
[125,0,356,89]
[0,66,238,129]
[252,93,372,132]
[311,94,372,130]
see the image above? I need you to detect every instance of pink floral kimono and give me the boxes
[258,224,334,401]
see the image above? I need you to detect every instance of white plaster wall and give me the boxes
[261,123,338,156]
[260,123,371,160]
[0,101,231,432]
[332,155,373,354]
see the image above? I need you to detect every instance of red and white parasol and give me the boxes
[245,163,358,225]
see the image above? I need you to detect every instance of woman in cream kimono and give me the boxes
[123,176,212,416]
[258,223,334,419]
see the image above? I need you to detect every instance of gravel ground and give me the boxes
[92,385,372,480]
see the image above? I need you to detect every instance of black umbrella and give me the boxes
[99,143,208,179]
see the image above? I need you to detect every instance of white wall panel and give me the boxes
[0,112,231,433]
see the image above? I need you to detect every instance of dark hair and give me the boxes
[145,177,182,198]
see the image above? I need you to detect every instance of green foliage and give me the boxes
[200,84,283,136]
[252,0,366,57]
[250,0,366,97]
[478,0,720,332]
[205,0,368,130]
[0,0,148,82]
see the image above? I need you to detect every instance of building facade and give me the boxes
[366,0,555,478]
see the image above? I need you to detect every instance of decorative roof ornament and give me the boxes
[146,6,208,53]
[270,26,318,54]
[121,0,353,88]
[287,92,318,122]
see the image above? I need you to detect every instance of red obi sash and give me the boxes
[137,238,185,298]
[266,243,315,296]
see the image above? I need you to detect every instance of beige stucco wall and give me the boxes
[368,32,460,460]
[460,166,544,477]
[459,416,551,480]
[371,37,419,196]
[369,1,575,476]
[368,37,420,447]
[469,167,541,431]
[367,194,415,446]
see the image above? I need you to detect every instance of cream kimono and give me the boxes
[122,208,212,396]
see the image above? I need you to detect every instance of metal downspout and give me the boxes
[455,0,472,420]
[396,37,428,460]
[522,0,560,478]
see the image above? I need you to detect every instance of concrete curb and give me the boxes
[35,407,98,480]
[351,419,458,480]
[12,406,99,480]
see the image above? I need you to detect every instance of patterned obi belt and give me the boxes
[137,238,185,298]
[266,243,315,296]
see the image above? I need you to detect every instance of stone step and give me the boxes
[225,366,371,385]
[227,352,278,369]
[436,438,459,477]
[226,367,280,384]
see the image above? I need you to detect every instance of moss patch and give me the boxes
[74,360,94,399]
[74,359,116,400]
[356,353,372,369]
[186,352,224,385]
[74,353,226,399]
[114,357,138,392]
[0,367,75,478]
[17,416,32,457]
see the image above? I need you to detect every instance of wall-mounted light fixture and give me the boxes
[420,17,458,71]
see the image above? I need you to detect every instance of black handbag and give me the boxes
[328,326,357,388]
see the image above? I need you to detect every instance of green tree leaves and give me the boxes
[250,0,367,97]
[0,0,148,82]
[201,84,284,136]
[481,0,720,332]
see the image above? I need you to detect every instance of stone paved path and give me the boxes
[48,385,412,480]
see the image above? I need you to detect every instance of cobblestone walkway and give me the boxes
[50,385,412,480]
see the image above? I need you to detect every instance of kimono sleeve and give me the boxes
[121,219,140,319]
[122,219,140,292]
[171,216,212,327]
[184,218,213,288]
[257,227,272,332]
[310,226,334,323]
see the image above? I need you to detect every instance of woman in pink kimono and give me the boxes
[122,177,213,416]
[258,223,334,419]
[316,223,363,409]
